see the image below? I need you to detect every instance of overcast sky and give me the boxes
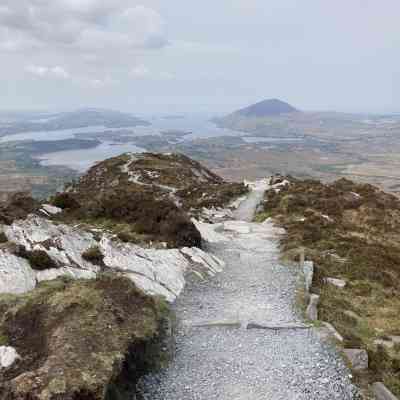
[1,0,399,114]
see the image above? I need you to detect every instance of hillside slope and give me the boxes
[53,152,247,248]
[257,176,400,396]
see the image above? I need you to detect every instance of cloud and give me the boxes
[0,1,168,53]
[130,65,150,79]
[130,65,175,80]
[86,77,119,89]
[26,65,70,79]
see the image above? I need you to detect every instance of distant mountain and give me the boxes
[231,99,299,118]
[0,108,150,137]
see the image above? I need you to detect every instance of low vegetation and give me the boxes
[0,275,171,399]
[0,232,7,244]
[50,153,246,248]
[0,192,39,225]
[82,246,104,266]
[257,177,400,396]
[14,246,58,271]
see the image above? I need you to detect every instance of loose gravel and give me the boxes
[138,190,361,399]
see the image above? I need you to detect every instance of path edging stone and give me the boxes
[372,382,399,400]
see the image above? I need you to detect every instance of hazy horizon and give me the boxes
[1,1,399,114]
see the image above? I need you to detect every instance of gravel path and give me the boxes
[138,189,360,399]
[234,187,266,222]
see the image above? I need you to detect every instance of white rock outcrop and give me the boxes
[0,215,225,303]
[40,204,63,216]
[0,250,36,294]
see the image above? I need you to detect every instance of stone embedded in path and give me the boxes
[303,260,314,292]
[320,322,344,342]
[223,221,251,234]
[372,382,399,400]
[187,320,242,329]
[343,349,368,371]
[306,294,320,321]
[246,322,312,331]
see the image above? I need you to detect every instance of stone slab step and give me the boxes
[246,322,312,331]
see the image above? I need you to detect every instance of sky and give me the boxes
[1,0,399,114]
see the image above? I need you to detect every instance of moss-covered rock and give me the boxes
[0,275,171,400]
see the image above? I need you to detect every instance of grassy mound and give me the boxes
[258,177,400,395]
[0,275,171,400]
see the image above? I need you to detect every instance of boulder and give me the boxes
[0,347,20,369]
[343,349,368,371]
[325,277,347,289]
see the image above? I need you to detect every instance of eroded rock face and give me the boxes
[1,215,224,303]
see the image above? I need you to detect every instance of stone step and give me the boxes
[247,322,312,331]
[182,319,312,331]
[184,320,242,329]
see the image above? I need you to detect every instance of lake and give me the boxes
[38,142,145,172]
[1,114,248,172]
